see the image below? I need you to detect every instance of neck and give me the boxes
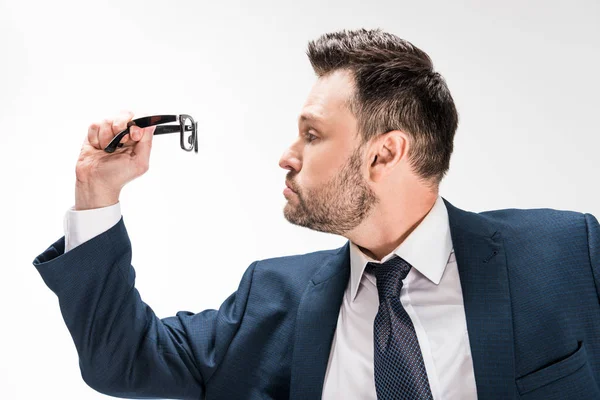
[346,189,438,261]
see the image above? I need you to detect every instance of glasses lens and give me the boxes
[181,115,194,151]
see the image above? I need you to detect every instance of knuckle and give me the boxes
[112,121,124,132]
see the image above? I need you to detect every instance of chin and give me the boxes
[283,205,304,225]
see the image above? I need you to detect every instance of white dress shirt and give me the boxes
[63,195,478,399]
[62,203,122,252]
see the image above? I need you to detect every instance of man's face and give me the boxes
[278,69,379,236]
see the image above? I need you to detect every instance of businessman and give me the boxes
[33,29,600,399]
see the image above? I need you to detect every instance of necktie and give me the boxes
[366,255,434,400]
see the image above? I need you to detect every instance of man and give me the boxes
[33,29,600,400]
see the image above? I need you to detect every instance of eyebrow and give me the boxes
[298,112,324,125]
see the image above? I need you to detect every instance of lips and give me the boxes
[285,181,295,192]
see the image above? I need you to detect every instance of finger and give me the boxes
[133,125,155,161]
[130,124,154,141]
[87,122,101,149]
[112,110,135,144]
[129,125,140,142]
[98,118,116,150]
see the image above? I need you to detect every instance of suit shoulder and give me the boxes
[254,246,342,276]
[479,206,586,238]
[246,247,343,289]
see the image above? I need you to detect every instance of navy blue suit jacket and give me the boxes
[33,198,600,399]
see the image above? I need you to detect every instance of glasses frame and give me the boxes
[104,114,198,154]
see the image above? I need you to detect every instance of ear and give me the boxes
[368,130,409,182]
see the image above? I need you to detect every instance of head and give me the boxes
[279,28,458,238]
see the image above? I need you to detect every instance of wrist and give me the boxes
[75,183,120,211]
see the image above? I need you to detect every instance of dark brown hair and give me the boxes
[306,28,458,187]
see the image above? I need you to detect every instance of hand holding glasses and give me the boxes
[104,114,198,154]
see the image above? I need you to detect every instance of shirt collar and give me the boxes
[348,195,454,302]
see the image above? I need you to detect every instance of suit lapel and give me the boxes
[443,197,516,398]
[289,242,350,400]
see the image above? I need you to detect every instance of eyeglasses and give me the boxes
[104,114,198,154]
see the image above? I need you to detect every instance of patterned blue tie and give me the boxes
[366,255,434,400]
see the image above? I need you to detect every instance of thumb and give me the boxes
[134,125,155,159]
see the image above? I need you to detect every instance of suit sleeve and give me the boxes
[32,216,256,399]
[585,213,600,301]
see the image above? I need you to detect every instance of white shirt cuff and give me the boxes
[63,202,122,252]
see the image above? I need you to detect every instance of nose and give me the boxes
[279,146,301,172]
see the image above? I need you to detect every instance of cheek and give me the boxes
[301,150,338,186]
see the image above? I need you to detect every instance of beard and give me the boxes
[283,145,379,236]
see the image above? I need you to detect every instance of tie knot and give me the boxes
[366,255,412,299]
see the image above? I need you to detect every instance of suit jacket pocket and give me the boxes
[516,341,599,398]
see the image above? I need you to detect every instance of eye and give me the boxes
[304,132,318,143]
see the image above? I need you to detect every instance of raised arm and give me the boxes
[33,216,256,399]
[32,112,256,398]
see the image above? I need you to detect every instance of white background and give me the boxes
[1,0,598,398]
